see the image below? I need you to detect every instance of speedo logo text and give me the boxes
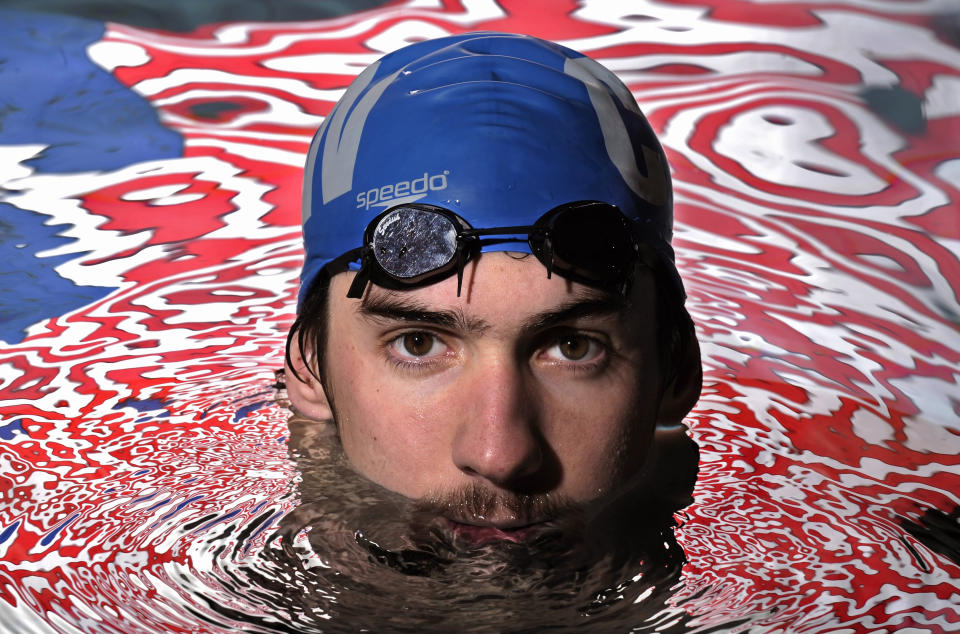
[356,170,450,210]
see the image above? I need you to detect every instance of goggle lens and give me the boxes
[541,204,634,283]
[372,207,458,280]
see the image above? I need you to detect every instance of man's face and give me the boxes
[297,251,671,538]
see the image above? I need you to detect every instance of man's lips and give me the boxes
[446,518,545,544]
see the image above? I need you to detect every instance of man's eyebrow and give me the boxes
[359,290,625,335]
[522,296,626,333]
[358,293,490,334]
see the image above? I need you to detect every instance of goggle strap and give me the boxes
[542,235,554,279]
[463,224,537,237]
[346,259,371,299]
[455,244,469,297]
[325,246,364,276]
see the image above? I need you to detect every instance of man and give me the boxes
[283,31,701,547]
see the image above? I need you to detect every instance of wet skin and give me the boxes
[286,252,698,537]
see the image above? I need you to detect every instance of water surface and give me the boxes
[1,0,959,631]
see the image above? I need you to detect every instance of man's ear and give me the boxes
[284,337,333,422]
[657,328,702,426]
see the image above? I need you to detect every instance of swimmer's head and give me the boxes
[286,32,701,533]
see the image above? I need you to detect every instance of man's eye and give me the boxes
[544,334,604,363]
[391,332,447,359]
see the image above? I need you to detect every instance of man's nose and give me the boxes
[451,356,544,487]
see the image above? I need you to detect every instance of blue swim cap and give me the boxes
[299,32,674,307]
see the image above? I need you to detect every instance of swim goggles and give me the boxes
[326,201,642,299]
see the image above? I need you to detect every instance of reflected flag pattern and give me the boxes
[0,0,958,631]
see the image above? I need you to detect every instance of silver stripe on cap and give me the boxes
[563,57,667,206]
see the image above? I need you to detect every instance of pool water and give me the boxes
[1,1,959,632]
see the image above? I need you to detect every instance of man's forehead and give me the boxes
[362,279,615,307]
